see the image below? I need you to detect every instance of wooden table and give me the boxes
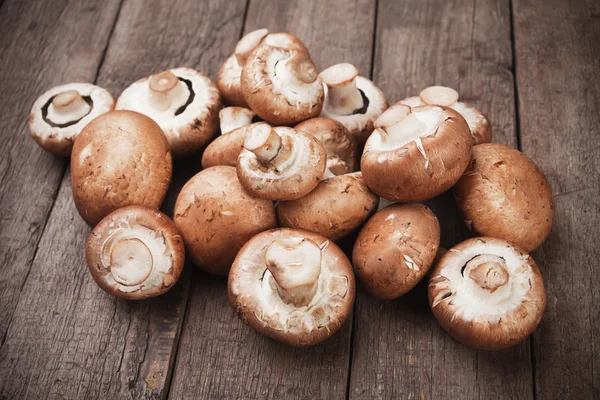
[0,0,598,398]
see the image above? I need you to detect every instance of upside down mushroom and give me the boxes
[201,122,263,169]
[428,237,546,351]
[228,228,355,347]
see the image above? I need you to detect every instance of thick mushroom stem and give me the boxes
[51,90,91,121]
[326,157,349,176]
[235,28,269,65]
[109,238,153,286]
[265,239,322,307]
[244,123,282,164]
[466,255,510,293]
[321,63,364,115]
[288,55,319,84]
[373,103,412,136]
[219,107,256,134]
[148,70,186,111]
[419,86,459,107]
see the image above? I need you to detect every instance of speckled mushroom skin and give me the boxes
[201,123,261,169]
[454,143,554,252]
[353,203,440,299]
[71,110,172,227]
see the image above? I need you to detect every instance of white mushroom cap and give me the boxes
[28,83,115,157]
[428,237,546,351]
[219,106,256,134]
[116,67,221,159]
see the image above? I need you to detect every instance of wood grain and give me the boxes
[168,1,376,399]
[513,0,600,398]
[349,0,534,399]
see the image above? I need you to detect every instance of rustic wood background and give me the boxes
[0,0,598,399]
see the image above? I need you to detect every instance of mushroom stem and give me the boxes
[51,90,91,119]
[419,86,459,107]
[326,157,349,176]
[148,71,186,111]
[108,237,154,286]
[219,107,256,134]
[288,55,319,84]
[466,255,509,293]
[321,63,364,115]
[244,123,282,164]
[234,28,269,65]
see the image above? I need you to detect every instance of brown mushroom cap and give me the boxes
[237,124,327,200]
[201,122,262,169]
[28,83,115,157]
[174,166,276,276]
[454,143,554,252]
[428,237,546,350]
[116,67,221,159]
[219,106,256,134]
[353,203,440,299]
[277,172,379,242]
[71,110,172,226]
[86,205,185,300]
[361,103,472,202]
[228,228,355,347]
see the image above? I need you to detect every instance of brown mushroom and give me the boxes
[71,110,172,226]
[454,143,554,252]
[428,237,546,350]
[201,122,263,169]
[219,106,256,134]
[174,166,276,276]
[28,83,115,157]
[228,228,355,347]
[86,205,185,300]
[361,103,472,202]
[353,203,440,299]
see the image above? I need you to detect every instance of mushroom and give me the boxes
[228,228,355,347]
[352,203,440,299]
[454,143,554,252]
[361,103,472,202]
[428,237,546,351]
[219,106,256,134]
[116,67,221,159]
[201,122,263,169]
[236,123,327,200]
[295,117,357,176]
[241,45,324,125]
[174,166,276,276]
[277,172,379,242]
[319,63,388,149]
[399,86,492,144]
[71,110,172,226]
[86,205,185,300]
[28,83,115,157]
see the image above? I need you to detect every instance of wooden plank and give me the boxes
[168,1,376,399]
[349,1,534,399]
[513,0,600,398]
[0,0,122,345]
[0,0,247,399]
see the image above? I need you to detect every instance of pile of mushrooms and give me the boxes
[27,27,555,350]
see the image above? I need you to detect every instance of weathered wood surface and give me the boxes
[513,0,600,399]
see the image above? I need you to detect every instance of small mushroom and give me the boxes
[361,103,472,202]
[295,117,357,176]
[116,67,221,159]
[277,172,379,242]
[237,123,327,200]
[228,228,356,347]
[241,45,324,125]
[353,203,440,299]
[174,166,276,276]
[28,83,115,157]
[219,106,256,134]
[71,110,172,226]
[428,237,546,351]
[399,86,492,144]
[454,143,554,252]
[201,122,264,169]
[319,63,388,149]
[86,205,185,300]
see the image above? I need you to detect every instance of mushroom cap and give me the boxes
[219,106,256,134]
[454,143,554,252]
[428,236,546,351]
[361,104,472,202]
[241,45,324,125]
[228,228,356,347]
[201,122,262,169]
[116,67,221,159]
[236,125,327,200]
[277,172,379,242]
[174,166,276,276]
[295,117,357,175]
[28,83,115,157]
[353,203,440,299]
[86,205,185,300]
[71,110,172,226]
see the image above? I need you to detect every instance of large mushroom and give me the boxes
[319,63,388,149]
[361,103,472,202]
[428,237,546,351]
[454,143,554,252]
[174,166,276,276]
[71,110,172,226]
[236,123,327,200]
[228,228,355,347]
[353,203,440,299]
[201,122,263,169]
[86,205,185,300]
[116,67,221,159]
[219,106,256,134]
[28,83,115,157]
